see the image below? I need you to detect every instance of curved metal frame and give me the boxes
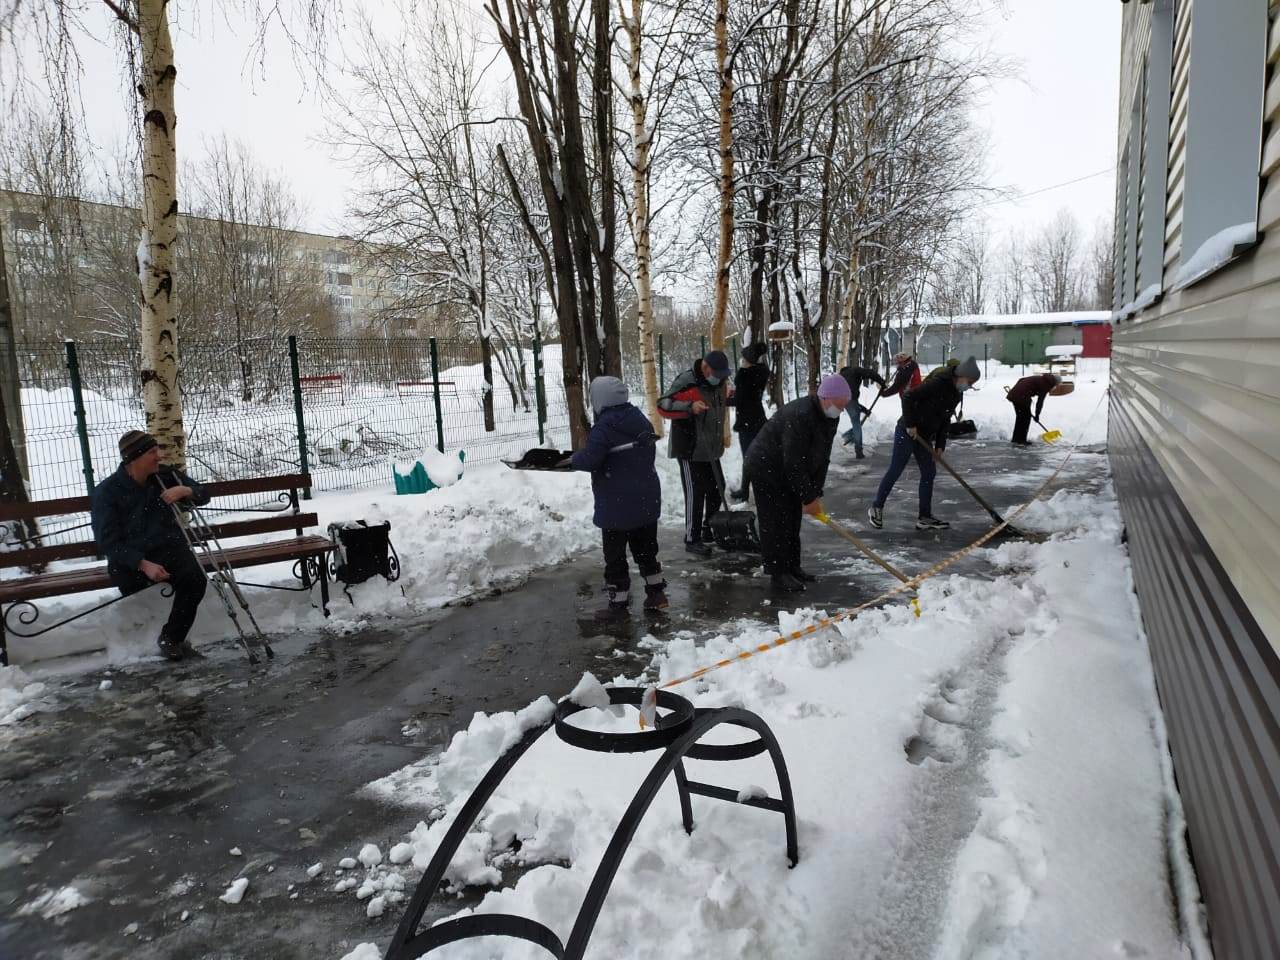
[2,582,174,639]
[384,697,798,960]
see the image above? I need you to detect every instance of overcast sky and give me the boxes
[63,0,1120,258]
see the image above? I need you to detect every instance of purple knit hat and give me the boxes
[816,373,852,402]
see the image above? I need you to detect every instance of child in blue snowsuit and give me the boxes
[571,377,668,616]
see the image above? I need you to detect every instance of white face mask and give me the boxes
[823,403,842,419]
[957,382,972,393]
[706,376,721,387]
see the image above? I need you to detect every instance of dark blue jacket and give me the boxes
[571,403,661,531]
[90,464,209,576]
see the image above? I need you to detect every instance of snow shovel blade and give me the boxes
[1039,428,1062,443]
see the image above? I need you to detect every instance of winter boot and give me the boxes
[643,579,670,612]
[855,448,866,460]
[791,567,818,583]
[685,541,714,557]
[179,640,206,659]
[157,629,185,662]
[594,586,631,621]
[867,505,884,529]
[915,515,951,531]
[770,572,806,593]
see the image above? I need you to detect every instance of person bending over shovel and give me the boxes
[868,356,981,531]
[744,374,848,593]
[570,377,668,619]
[1006,372,1061,446]
[89,430,209,661]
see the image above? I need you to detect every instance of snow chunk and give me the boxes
[98,680,113,691]
[218,878,249,904]
[388,842,413,865]
[229,846,243,857]
[366,894,387,918]
[357,843,382,868]
[306,862,324,878]
[0,666,46,725]
[339,945,382,960]
[736,784,768,802]
[338,857,358,870]
[180,910,190,922]
[568,672,611,710]
[19,885,89,918]
[123,921,139,936]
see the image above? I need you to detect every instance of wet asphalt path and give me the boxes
[0,438,1108,959]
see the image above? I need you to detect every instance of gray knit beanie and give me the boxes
[589,376,630,414]
[956,356,981,382]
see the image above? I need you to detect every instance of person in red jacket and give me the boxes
[880,352,922,408]
[1006,373,1061,445]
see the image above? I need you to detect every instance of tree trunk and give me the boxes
[480,332,496,432]
[0,223,30,482]
[137,0,186,465]
[592,0,621,376]
[711,0,733,351]
[623,0,663,437]
[712,0,734,449]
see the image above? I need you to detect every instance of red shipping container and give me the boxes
[1081,323,1112,358]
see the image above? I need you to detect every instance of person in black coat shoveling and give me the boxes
[868,356,981,531]
[729,342,770,501]
[570,377,668,618]
[89,430,210,661]
[837,363,886,459]
[1006,373,1061,446]
[658,349,733,556]
[744,374,849,593]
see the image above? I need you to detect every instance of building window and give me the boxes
[1175,0,1269,289]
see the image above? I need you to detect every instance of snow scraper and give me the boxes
[1033,416,1062,443]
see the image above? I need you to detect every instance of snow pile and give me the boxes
[0,665,47,727]
[418,447,465,488]
[340,481,1199,960]
[567,671,612,710]
[1173,221,1256,289]
[18,885,90,919]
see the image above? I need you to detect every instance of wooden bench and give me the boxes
[0,473,334,665]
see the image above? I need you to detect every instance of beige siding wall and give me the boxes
[1112,0,1280,652]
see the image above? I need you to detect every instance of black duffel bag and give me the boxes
[328,520,401,598]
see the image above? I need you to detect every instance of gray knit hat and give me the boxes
[589,376,629,414]
[956,356,981,382]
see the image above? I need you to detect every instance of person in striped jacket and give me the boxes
[657,350,733,556]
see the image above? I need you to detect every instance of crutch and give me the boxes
[159,475,273,663]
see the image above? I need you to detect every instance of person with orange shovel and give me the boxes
[1006,373,1071,446]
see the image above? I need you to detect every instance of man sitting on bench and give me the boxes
[89,430,209,661]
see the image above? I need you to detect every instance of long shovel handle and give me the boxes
[815,512,911,584]
[860,391,882,425]
[912,433,1008,527]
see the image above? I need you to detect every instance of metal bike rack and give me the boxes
[384,687,799,960]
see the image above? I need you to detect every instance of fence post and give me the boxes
[532,329,547,446]
[65,341,95,499]
[983,342,989,379]
[429,337,446,452]
[700,335,707,357]
[658,333,665,389]
[792,347,800,400]
[731,339,739,369]
[287,336,311,500]
[1021,340,1026,375]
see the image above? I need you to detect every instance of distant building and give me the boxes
[891,311,1112,367]
[1111,3,1279,958]
[0,188,425,338]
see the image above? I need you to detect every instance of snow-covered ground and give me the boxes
[2,357,1105,668]
[330,478,1206,960]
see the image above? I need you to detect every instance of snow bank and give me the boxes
[340,477,1197,960]
[0,665,47,728]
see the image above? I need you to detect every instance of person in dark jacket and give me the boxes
[744,374,849,593]
[571,377,667,617]
[1006,373,1061,445]
[89,430,209,661]
[729,342,770,501]
[657,349,733,556]
[837,363,886,458]
[868,356,981,532]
